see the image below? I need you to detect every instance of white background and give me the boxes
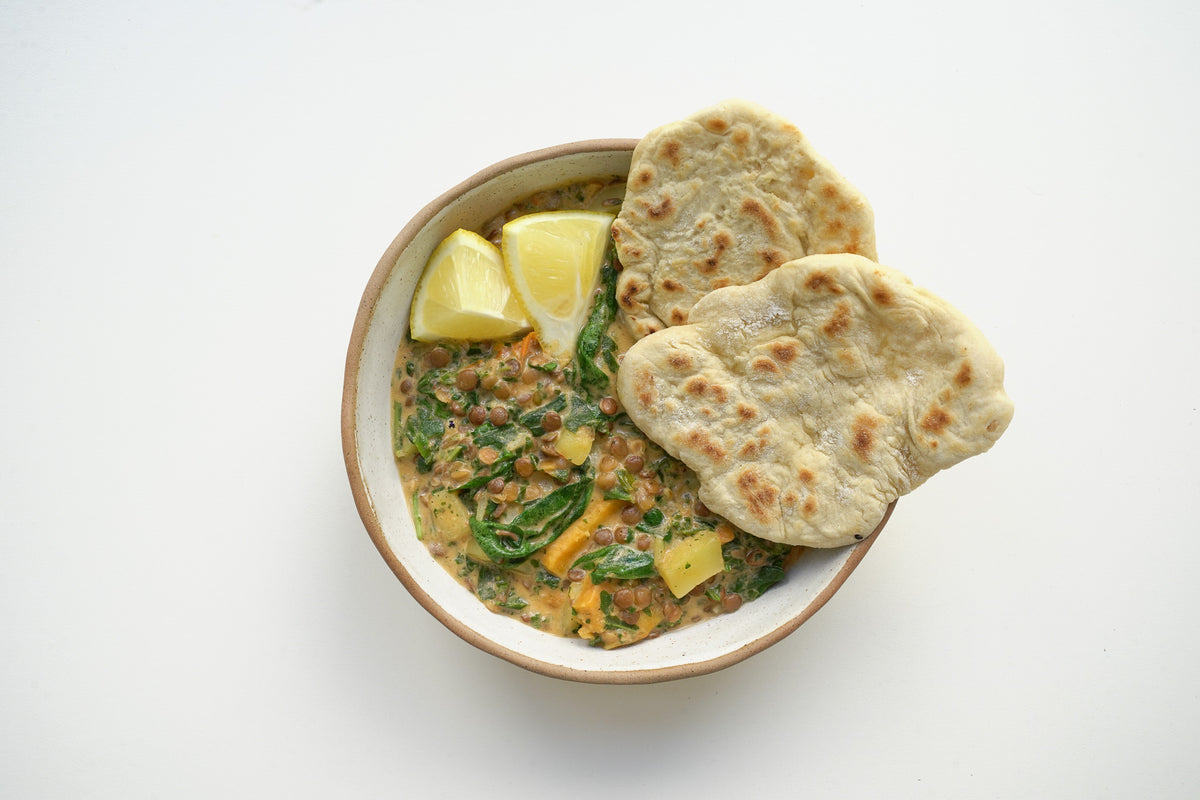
[4,1,1198,797]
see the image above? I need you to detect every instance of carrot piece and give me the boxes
[516,331,538,364]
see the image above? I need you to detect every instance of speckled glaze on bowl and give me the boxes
[341,140,891,684]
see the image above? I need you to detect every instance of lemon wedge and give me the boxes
[409,229,530,342]
[500,210,615,361]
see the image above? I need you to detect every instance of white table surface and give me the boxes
[4,1,1198,797]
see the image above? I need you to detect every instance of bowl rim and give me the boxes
[341,139,889,683]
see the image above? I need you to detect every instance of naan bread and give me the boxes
[616,254,1014,547]
[612,99,877,339]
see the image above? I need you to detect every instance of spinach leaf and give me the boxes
[518,394,567,435]
[575,251,618,394]
[534,567,562,590]
[602,469,635,502]
[474,562,529,611]
[469,478,594,563]
[511,477,592,531]
[469,518,535,563]
[457,452,517,492]
[416,366,455,397]
[514,389,603,437]
[403,402,444,471]
[562,396,604,432]
[637,507,665,531]
[735,563,787,600]
[571,543,655,581]
[599,334,619,372]
[471,420,522,452]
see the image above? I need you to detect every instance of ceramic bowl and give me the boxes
[341,140,891,683]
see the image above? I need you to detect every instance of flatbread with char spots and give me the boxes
[612,99,877,339]
[615,254,1014,547]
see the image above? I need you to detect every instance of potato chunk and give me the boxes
[653,530,724,598]
[554,426,594,466]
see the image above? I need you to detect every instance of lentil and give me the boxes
[456,369,479,391]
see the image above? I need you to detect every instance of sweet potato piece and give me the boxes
[541,498,623,577]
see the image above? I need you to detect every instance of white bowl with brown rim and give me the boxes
[341,139,892,684]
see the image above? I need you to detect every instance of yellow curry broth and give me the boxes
[392,179,801,649]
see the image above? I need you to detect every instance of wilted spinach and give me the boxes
[403,401,444,472]
[469,477,594,563]
[571,543,655,582]
[575,250,618,395]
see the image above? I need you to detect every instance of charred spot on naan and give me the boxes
[684,427,727,465]
[631,166,656,188]
[920,405,953,434]
[955,361,973,387]
[734,466,780,526]
[804,270,845,294]
[617,274,646,311]
[843,227,867,256]
[695,229,734,275]
[642,195,675,221]
[659,139,682,166]
[793,162,817,189]
[737,423,777,460]
[769,340,798,364]
[851,413,880,461]
[822,302,854,337]
[702,115,730,134]
[739,197,781,240]
[870,281,896,306]
[666,350,693,372]
[683,375,729,404]
[751,356,781,376]
[802,494,819,516]
[758,248,787,272]
[629,366,660,410]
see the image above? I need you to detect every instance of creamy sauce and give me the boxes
[392,178,802,648]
